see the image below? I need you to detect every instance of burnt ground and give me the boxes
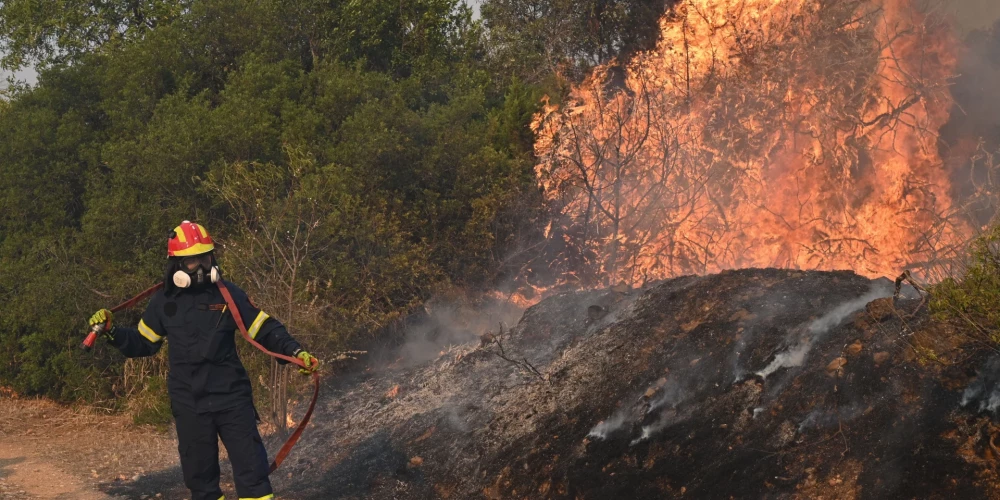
[110,268,1000,499]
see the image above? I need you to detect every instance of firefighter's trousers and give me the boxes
[172,401,273,500]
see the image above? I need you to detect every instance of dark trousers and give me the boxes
[172,401,273,500]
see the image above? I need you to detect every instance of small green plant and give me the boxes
[913,345,942,366]
[930,224,1000,347]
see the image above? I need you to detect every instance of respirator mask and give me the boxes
[173,253,221,288]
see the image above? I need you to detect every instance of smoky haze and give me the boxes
[939,0,1000,229]
[948,1,1000,34]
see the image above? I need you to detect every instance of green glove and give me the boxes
[296,350,319,375]
[88,309,114,340]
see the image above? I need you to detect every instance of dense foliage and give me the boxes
[0,0,667,415]
[931,218,1000,346]
[481,0,671,82]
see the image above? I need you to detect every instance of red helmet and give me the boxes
[168,220,215,257]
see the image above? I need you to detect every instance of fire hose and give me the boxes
[81,281,319,474]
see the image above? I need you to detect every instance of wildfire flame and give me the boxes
[386,385,401,399]
[533,0,967,287]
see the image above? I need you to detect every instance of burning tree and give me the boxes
[533,0,967,287]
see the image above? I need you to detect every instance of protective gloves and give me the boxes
[295,350,319,375]
[87,309,115,340]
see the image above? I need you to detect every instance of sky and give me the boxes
[466,0,482,18]
[0,65,36,88]
[0,0,995,89]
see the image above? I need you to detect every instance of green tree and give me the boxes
[0,0,186,71]
[0,0,547,420]
[481,0,671,83]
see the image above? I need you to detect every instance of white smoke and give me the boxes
[756,284,893,379]
[443,404,470,432]
[631,412,681,446]
[961,356,1000,414]
[987,390,1000,413]
[630,425,657,446]
[590,377,692,442]
[798,404,866,433]
[396,296,524,367]
[961,383,983,408]
[646,378,689,414]
[629,379,695,445]
[588,410,631,440]
[757,342,813,380]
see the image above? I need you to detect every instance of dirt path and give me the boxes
[0,440,111,499]
[0,397,179,500]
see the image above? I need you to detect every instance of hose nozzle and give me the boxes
[81,323,105,351]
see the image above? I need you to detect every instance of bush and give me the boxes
[931,224,1000,346]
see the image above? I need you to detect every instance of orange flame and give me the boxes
[386,385,401,399]
[533,0,966,286]
[488,284,550,309]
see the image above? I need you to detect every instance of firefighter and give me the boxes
[87,221,319,500]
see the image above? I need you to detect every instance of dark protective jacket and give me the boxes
[109,280,301,413]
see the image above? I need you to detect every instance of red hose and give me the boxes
[216,280,320,473]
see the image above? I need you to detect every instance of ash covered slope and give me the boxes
[285,268,993,499]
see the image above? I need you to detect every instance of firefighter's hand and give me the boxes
[88,309,114,328]
[296,351,319,375]
[88,309,115,340]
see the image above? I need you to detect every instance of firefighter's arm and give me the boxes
[259,320,320,373]
[255,320,320,374]
[103,298,166,358]
[228,284,301,358]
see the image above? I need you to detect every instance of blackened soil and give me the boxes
[109,269,1000,499]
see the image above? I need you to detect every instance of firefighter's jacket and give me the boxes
[109,280,302,413]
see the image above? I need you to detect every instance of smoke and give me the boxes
[391,295,525,367]
[756,283,894,379]
[797,404,866,433]
[730,293,801,383]
[632,380,703,445]
[631,409,683,446]
[961,356,1000,414]
[587,410,631,440]
[947,2,1000,34]
[939,11,1000,228]
[588,280,896,450]
[588,362,701,444]
[646,378,690,414]
[757,342,812,381]
[443,403,470,433]
[630,423,660,446]
[587,403,683,445]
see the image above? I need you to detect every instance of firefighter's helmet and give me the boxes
[168,221,215,257]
